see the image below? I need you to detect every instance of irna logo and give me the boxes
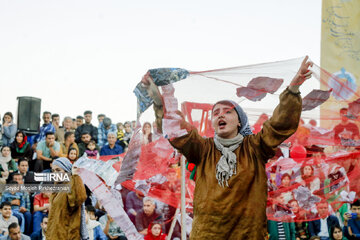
[34,172,70,182]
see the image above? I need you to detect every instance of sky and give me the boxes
[0,0,322,125]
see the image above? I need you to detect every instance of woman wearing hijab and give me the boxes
[144,222,167,240]
[46,157,88,240]
[0,146,18,183]
[142,57,313,239]
[1,112,17,146]
[10,130,33,162]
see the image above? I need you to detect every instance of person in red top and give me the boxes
[333,108,359,145]
[144,222,167,240]
[32,192,51,233]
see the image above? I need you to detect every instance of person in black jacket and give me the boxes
[7,158,35,184]
[30,216,48,240]
[75,111,98,143]
[10,131,33,162]
[308,201,340,238]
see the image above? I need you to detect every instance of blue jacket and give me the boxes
[308,215,339,237]
[100,144,123,156]
[1,124,17,146]
[93,225,107,240]
[30,230,43,240]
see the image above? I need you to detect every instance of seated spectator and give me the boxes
[343,199,360,239]
[51,114,60,138]
[0,202,18,237]
[100,133,123,156]
[1,181,26,233]
[123,122,132,146]
[0,223,30,240]
[59,132,79,158]
[32,192,50,233]
[267,220,296,240]
[9,174,32,236]
[76,116,84,128]
[330,224,347,240]
[85,205,107,240]
[36,112,55,143]
[308,201,339,238]
[71,118,77,131]
[1,112,16,147]
[116,122,127,149]
[55,116,74,144]
[141,122,153,145]
[30,216,47,240]
[8,158,34,184]
[0,147,17,183]
[126,191,144,224]
[98,117,117,148]
[85,140,99,158]
[75,111,98,143]
[67,148,79,164]
[135,197,162,235]
[99,213,127,240]
[78,132,100,157]
[10,131,32,162]
[144,222,167,240]
[35,132,60,172]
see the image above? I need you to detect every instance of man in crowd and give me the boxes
[78,132,100,156]
[10,174,32,236]
[30,216,47,240]
[0,223,30,240]
[126,191,144,224]
[36,112,55,142]
[32,191,50,234]
[8,159,34,184]
[75,111,98,143]
[333,108,359,145]
[76,116,84,128]
[135,197,162,235]
[51,114,60,130]
[99,211,127,240]
[308,201,339,239]
[0,202,18,237]
[55,116,73,143]
[343,199,360,239]
[99,132,123,156]
[35,132,60,172]
[98,117,117,148]
[97,114,105,127]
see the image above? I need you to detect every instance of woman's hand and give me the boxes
[289,56,313,93]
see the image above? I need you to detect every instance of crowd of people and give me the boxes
[0,103,360,240]
[0,110,174,240]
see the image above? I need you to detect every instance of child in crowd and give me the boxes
[85,205,107,240]
[85,140,99,158]
[144,222,167,240]
[344,199,360,239]
[67,147,79,163]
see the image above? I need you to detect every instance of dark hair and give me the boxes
[97,114,105,118]
[43,111,51,116]
[42,216,48,223]
[340,108,348,112]
[45,132,55,137]
[15,130,26,139]
[64,131,74,141]
[86,205,96,214]
[51,113,59,120]
[84,110,92,115]
[0,201,11,209]
[87,140,96,146]
[281,173,291,181]
[18,158,29,166]
[330,224,342,239]
[1,145,10,153]
[2,112,13,123]
[81,131,91,137]
[76,115,84,120]
[351,199,360,208]
[12,173,23,181]
[8,222,19,231]
[67,147,78,157]
[142,122,152,143]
